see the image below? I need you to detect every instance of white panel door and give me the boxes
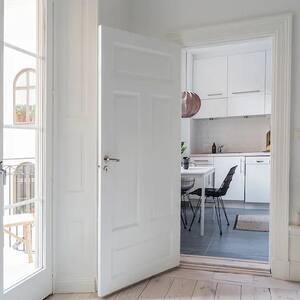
[213,156,245,201]
[98,26,181,297]
[193,56,228,100]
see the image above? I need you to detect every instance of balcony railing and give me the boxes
[3,158,36,249]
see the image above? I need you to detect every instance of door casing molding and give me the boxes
[167,14,292,280]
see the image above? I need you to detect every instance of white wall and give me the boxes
[53,0,300,289]
[98,0,131,29]
[53,0,132,293]
[128,0,300,226]
[53,0,98,293]
[190,116,270,154]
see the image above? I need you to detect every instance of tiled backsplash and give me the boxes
[190,116,271,154]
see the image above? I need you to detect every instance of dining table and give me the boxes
[181,166,215,236]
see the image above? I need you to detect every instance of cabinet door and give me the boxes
[265,50,272,114]
[193,56,228,100]
[213,156,245,201]
[227,94,265,117]
[228,51,266,96]
[193,98,227,119]
[245,157,270,203]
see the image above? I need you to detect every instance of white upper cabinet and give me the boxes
[265,50,272,114]
[193,56,228,100]
[187,41,272,119]
[192,98,227,119]
[228,51,266,96]
[227,51,266,117]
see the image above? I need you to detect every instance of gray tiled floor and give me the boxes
[180,206,269,262]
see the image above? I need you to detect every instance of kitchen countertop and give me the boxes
[191,152,271,157]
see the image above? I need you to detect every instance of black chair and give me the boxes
[181,177,195,229]
[189,165,238,235]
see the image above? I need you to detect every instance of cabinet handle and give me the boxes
[232,90,261,95]
[207,93,223,97]
[256,160,264,163]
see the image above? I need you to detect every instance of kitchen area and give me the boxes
[181,38,272,263]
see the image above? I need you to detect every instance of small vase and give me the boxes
[183,157,190,169]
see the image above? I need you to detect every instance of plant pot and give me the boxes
[183,157,190,169]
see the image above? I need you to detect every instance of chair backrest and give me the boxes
[218,165,238,196]
[181,176,195,194]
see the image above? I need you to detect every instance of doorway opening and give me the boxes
[180,37,273,273]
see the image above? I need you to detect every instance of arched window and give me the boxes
[13,68,36,125]
[13,162,35,214]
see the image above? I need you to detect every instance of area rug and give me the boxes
[233,214,269,232]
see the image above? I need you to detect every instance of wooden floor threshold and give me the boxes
[180,255,271,277]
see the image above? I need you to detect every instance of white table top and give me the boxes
[181,166,215,175]
[4,214,34,226]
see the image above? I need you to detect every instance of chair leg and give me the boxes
[183,195,188,225]
[212,203,216,221]
[181,212,187,229]
[220,197,230,226]
[187,195,195,214]
[181,195,187,229]
[189,197,201,231]
[214,198,222,235]
[197,197,202,223]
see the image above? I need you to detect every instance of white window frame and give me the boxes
[1,0,54,298]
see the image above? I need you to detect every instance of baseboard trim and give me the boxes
[54,277,96,294]
[180,255,271,276]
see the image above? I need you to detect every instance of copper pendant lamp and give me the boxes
[181,91,201,118]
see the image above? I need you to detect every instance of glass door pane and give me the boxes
[3,0,44,291]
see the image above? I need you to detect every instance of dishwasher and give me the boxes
[245,156,271,203]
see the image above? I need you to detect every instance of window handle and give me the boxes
[0,161,7,185]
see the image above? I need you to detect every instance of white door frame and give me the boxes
[168,14,292,280]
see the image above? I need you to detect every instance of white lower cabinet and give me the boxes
[191,154,270,202]
[213,156,245,201]
[245,156,270,203]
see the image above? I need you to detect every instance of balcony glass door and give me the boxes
[1,1,52,299]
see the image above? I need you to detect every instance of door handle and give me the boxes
[0,161,7,185]
[104,155,120,163]
[207,93,223,97]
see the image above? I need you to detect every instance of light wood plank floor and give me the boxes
[48,268,300,299]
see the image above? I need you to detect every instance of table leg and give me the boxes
[200,176,206,236]
[24,224,33,264]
